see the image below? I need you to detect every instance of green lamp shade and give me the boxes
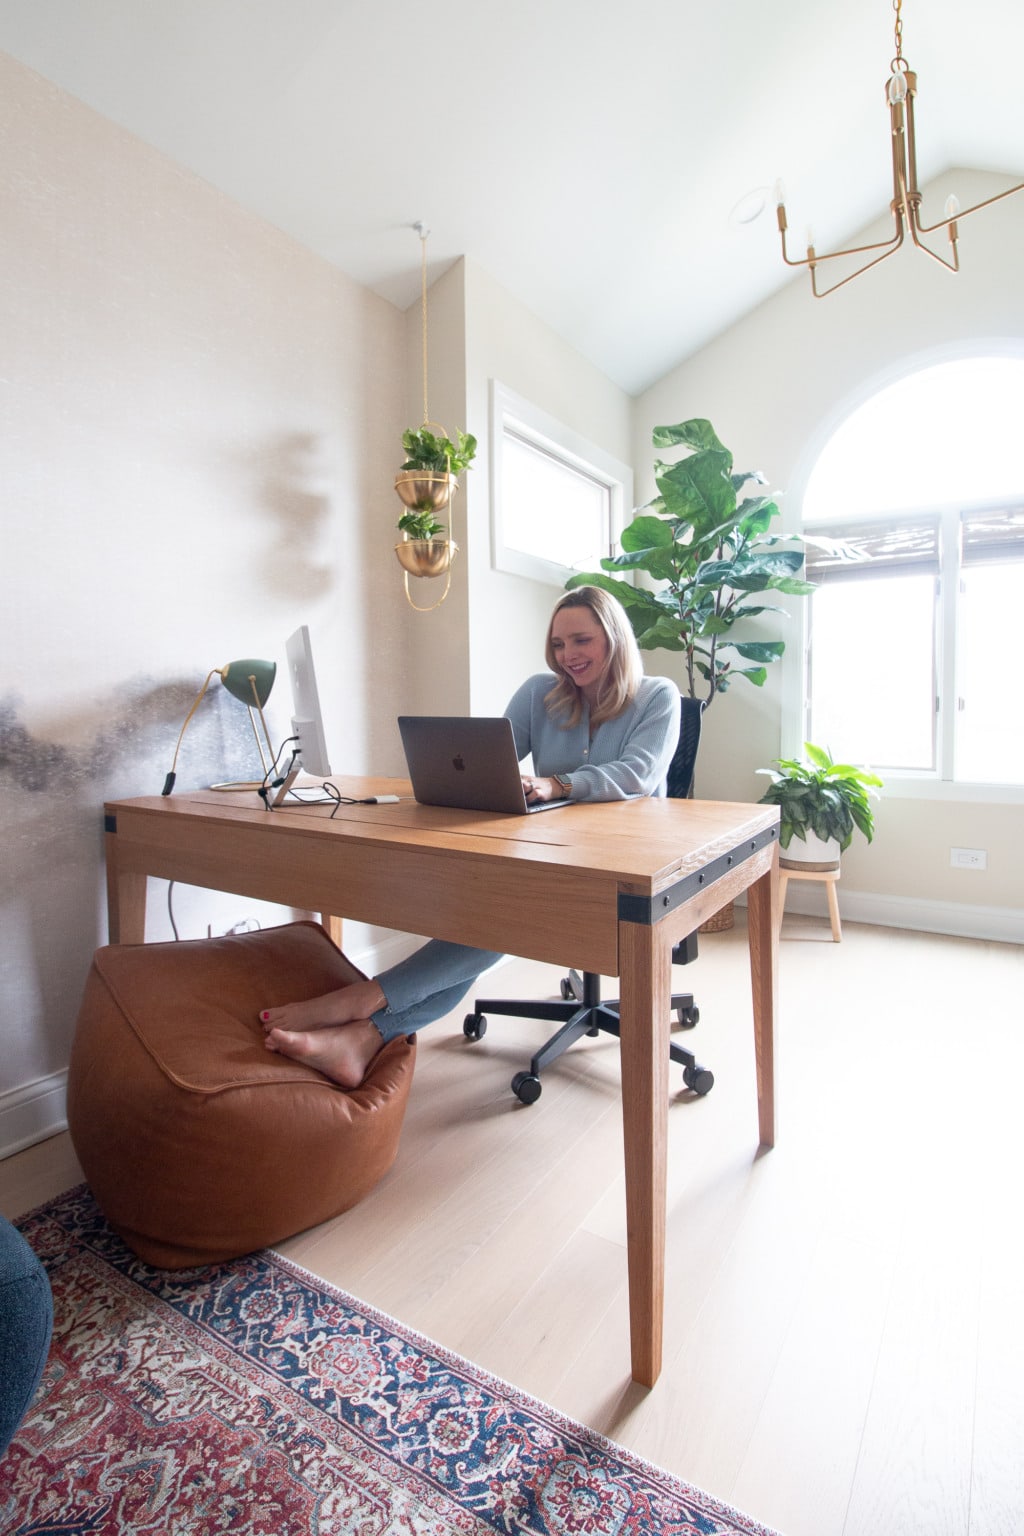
[218,659,276,708]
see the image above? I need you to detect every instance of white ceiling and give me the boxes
[2,0,1022,394]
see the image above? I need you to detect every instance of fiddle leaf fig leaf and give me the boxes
[566,416,814,707]
[652,419,727,455]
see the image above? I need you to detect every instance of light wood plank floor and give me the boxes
[3,917,1022,1536]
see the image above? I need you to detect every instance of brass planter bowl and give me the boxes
[394,538,458,578]
[394,470,457,512]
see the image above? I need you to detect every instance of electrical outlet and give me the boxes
[950,847,987,871]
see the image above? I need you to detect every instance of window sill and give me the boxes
[879,774,1024,805]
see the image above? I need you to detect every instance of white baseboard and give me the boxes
[765,884,1024,944]
[0,1072,68,1161]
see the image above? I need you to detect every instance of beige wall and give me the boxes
[635,169,1024,924]
[462,257,633,719]
[0,54,409,1123]
[393,254,634,725]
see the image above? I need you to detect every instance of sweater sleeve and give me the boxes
[569,678,681,801]
[503,674,681,802]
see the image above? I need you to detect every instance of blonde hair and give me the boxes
[544,586,644,729]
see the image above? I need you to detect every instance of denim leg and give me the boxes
[0,1215,53,1457]
[372,938,504,1042]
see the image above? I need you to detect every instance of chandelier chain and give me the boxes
[891,0,905,72]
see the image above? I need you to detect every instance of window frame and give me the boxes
[798,497,1024,799]
[489,380,632,589]
[783,346,1024,807]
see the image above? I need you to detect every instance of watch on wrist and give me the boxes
[553,773,573,799]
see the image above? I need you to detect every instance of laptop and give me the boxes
[398,716,572,815]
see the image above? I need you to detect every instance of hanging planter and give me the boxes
[392,225,477,611]
[395,535,459,578]
[395,535,459,611]
[395,469,455,512]
[392,434,474,608]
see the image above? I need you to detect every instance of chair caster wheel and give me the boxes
[560,977,574,1000]
[511,1071,542,1105]
[676,1004,700,1028]
[463,1013,487,1041]
[683,1065,714,1096]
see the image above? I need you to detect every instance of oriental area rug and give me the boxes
[4,1186,782,1536]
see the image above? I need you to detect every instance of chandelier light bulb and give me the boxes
[774,179,787,207]
[944,194,961,219]
[888,69,908,105]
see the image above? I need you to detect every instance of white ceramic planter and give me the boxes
[780,829,841,871]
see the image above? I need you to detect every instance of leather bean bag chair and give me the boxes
[67,922,415,1268]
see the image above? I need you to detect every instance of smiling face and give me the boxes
[549,604,611,703]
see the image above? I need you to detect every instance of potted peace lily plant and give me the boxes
[756,742,883,868]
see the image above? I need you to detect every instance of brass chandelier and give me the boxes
[776,0,1024,297]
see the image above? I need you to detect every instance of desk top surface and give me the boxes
[107,776,779,898]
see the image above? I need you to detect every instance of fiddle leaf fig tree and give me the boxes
[568,418,813,706]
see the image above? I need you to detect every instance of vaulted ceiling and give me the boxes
[2,0,1022,394]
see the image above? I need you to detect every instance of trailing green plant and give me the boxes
[397,508,447,540]
[400,427,477,477]
[756,742,883,851]
[567,418,813,706]
[395,427,477,535]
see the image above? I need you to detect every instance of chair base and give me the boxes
[466,967,713,1105]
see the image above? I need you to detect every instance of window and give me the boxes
[801,356,1024,787]
[490,381,631,587]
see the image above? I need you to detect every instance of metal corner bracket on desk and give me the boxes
[617,825,778,925]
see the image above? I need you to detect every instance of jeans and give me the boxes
[371,939,504,1042]
[0,1213,53,1458]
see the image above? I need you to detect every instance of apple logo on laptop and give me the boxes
[453,754,466,772]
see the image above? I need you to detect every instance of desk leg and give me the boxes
[746,856,778,1149]
[105,829,147,945]
[618,919,670,1388]
[320,915,344,949]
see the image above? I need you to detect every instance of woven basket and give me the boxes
[699,899,735,934]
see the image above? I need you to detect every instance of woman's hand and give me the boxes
[522,776,564,804]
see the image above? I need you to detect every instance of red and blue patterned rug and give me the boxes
[5,1185,782,1535]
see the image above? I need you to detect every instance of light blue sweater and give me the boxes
[503,673,681,801]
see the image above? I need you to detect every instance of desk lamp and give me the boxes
[162,658,277,795]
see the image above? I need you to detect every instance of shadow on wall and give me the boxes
[0,683,264,1093]
[251,433,339,602]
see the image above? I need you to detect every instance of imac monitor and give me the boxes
[285,626,333,777]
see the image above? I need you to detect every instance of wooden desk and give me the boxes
[103,779,780,1387]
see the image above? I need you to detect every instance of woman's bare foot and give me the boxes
[263,1018,384,1089]
[259,977,387,1035]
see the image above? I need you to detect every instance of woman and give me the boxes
[260,587,680,1087]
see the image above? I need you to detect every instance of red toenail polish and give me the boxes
[261,1011,269,1021]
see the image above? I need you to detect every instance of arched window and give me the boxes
[801,356,1024,787]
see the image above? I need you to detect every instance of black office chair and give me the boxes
[463,697,713,1104]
